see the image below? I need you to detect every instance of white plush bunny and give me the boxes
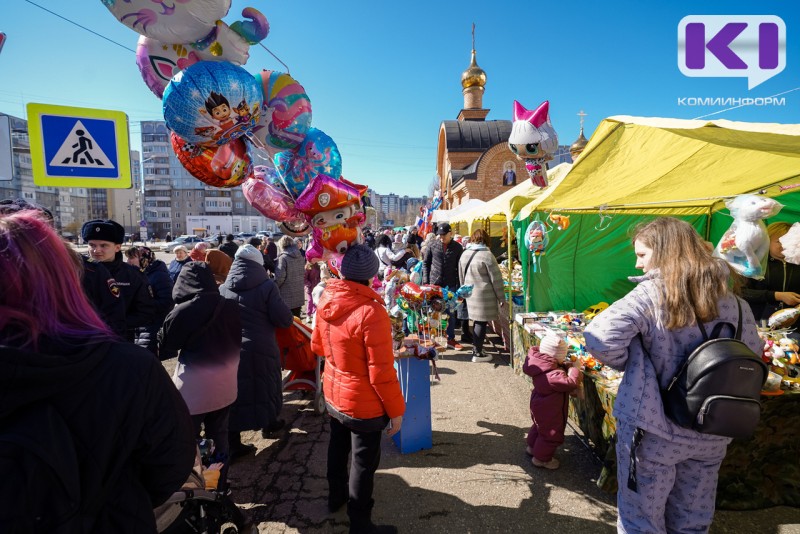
[714,194,782,279]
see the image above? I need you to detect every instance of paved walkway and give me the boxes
[169,335,800,533]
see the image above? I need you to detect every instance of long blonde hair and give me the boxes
[632,217,731,329]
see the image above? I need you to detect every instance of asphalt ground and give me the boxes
[76,245,800,533]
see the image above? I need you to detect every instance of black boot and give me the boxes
[328,483,348,513]
[228,431,256,460]
[348,500,397,534]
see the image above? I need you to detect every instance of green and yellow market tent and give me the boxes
[512,115,800,312]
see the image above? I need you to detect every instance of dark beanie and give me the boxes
[81,219,125,244]
[340,244,379,281]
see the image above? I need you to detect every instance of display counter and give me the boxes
[511,320,800,510]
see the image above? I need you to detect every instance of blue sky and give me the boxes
[2,0,799,196]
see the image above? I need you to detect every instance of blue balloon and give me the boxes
[163,61,263,146]
[274,127,342,198]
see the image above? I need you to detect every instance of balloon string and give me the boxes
[259,43,291,75]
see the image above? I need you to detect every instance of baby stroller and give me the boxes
[155,443,253,534]
[276,317,325,414]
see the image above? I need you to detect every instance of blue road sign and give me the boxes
[27,103,131,188]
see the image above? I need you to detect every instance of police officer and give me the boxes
[82,219,155,342]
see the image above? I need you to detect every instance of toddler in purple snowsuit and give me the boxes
[522,333,582,469]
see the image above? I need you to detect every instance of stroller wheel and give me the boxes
[314,389,325,415]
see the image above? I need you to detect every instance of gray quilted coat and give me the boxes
[458,244,504,322]
[275,245,306,310]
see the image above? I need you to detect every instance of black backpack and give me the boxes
[661,300,768,439]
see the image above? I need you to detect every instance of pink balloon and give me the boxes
[242,167,303,222]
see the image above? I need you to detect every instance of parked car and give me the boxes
[161,235,205,252]
[234,232,256,245]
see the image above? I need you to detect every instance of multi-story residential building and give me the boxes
[367,189,428,226]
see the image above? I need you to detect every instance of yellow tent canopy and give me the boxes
[529,116,800,217]
[451,162,573,234]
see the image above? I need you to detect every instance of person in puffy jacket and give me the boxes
[275,236,306,316]
[0,210,195,534]
[584,217,762,534]
[311,244,405,534]
[219,245,294,457]
[522,334,581,470]
[159,262,241,488]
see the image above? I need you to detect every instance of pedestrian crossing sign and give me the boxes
[27,103,131,188]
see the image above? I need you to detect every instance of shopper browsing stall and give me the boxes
[522,333,582,469]
[583,217,762,534]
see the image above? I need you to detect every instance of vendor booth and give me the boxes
[510,116,800,510]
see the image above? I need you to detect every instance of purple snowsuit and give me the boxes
[584,270,762,534]
[522,347,581,462]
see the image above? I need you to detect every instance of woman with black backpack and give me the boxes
[584,217,763,534]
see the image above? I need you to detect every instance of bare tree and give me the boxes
[428,174,440,198]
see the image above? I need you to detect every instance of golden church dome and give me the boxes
[461,50,486,89]
[570,128,588,155]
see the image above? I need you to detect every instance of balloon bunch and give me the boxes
[103,1,368,269]
[415,190,443,238]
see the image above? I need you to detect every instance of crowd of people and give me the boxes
[1,200,788,533]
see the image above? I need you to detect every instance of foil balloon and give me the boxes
[136,8,269,99]
[102,0,231,43]
[163,61,262,146]
[295,175,366,262]
[524,218,549,273]
[253,70,312,151]
[326,253,344,279]
[171,132,250,187]
[241,166,303,222]
[274,128,342,198]
[279,220,312,237]
[508,100,558,188]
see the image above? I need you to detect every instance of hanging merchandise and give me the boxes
[549,213,570,230]
[135,8,269,98]
[294,174,366,262]
[524,218,549,273]
[163,61,262,146]
[253,70,313,152]
[171,132,250,187]
[713,194,783,279]
[507,100,558,188]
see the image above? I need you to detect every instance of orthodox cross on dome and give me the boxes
[577,110,587,130]
[472,22,476,51]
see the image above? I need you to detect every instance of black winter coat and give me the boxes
[101,252,156,342]
[0,337,195,534]
[742,255,800,321]
[136,259,174,357]
[81,255,126,336]
[423,238,463,290]
[219,257,294,431]
[160,262,241,415]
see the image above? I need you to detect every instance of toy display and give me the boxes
[778,222,800,265]
[507,100,558,188]
[713,194,783,279]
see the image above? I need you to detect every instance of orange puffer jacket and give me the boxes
[311,279,405,420]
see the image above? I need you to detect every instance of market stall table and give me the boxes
[511,320,800,509]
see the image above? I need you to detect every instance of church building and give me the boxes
[436,43,588,209]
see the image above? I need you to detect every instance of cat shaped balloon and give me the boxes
[714,194,783,279]
[508,100,558,188]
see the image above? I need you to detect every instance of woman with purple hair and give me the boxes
[0,210,195,533]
